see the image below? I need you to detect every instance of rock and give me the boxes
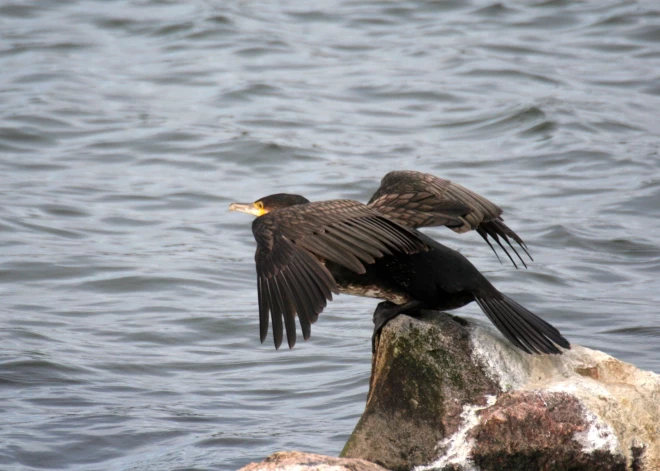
[238,451,388,471]
[340,311,660,471]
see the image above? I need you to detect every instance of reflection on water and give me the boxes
[1,0,660,469]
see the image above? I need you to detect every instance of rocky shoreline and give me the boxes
[239,311,660,471]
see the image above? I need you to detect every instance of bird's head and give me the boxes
[229,193,310,217]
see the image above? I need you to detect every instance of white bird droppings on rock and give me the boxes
[575,408,621,456]
[415,395,497,471]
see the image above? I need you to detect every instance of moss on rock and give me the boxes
[341,311,499,471]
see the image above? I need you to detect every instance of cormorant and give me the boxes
[229,174,569,355]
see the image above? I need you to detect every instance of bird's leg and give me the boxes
[372,301,396,325]
[372,300,423,353]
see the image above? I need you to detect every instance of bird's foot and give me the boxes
[372,301,397,325]
[372,300,423,354]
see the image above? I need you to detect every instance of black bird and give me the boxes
[229,190,570,355]
[367,170,532,268]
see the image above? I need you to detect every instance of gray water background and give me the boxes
[2,0,660,469]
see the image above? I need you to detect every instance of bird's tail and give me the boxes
[474,294,570,354]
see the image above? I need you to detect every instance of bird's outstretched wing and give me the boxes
[252,199,428,349]
[368,170,532,268]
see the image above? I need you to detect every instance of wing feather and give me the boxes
[315,231,376,265]
[342,220,394,254]
[325,225,382,260]
[275,273,299,348]
[289,255,329,321]
[267,277,285,349]
[284,261,317,331]
[257,276,270,343]
[297,235,365,274]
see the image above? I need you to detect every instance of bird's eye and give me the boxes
[255,201,264,210]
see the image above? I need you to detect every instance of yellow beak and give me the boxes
[229,202,266,217]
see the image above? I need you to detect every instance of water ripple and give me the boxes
[1,0,660,470]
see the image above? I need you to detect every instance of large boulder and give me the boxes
[340,311,660,471]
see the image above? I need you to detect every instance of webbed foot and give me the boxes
[371,300,423,354]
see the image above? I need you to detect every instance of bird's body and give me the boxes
[328,231,491,310]
[328,230,567,354]
[229,171,570,355]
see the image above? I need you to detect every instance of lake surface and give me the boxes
[1,0,660,469]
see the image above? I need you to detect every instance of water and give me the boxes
[1,0,659,469]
